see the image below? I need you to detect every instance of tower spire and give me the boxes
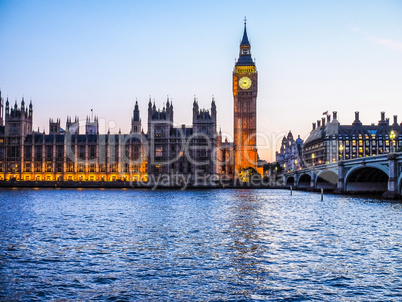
[236,18,253,66]
[241,17,250,47]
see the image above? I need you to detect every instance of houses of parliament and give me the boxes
[0,21,262,184]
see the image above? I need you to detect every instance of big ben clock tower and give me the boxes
[233,18,259,177]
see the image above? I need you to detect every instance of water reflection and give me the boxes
[227,190,265,296]
[0,189,401,301]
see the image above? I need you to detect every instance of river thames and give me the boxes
[1,188,401,301]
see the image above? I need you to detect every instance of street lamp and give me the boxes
[390,130,396,153]
[311,153,315,166]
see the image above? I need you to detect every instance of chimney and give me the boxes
[333,111,338,121]
[393,115,398,126]
[379,111,388,126]
[322,117,326,127]
[317,120,321,128]
[353,111,362,126]
[312,123,316,130]
[327,115,331,123]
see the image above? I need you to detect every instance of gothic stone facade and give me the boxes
[147,97,218,185]
[0,95,220,184]
[276,131,303,172]
[0,22,262,184]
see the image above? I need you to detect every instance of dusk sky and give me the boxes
[1,0,401,161]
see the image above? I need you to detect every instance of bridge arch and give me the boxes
[286,176,295,187]
[345,165,389,194]
[316,170,338,190]
[297,173,311,189]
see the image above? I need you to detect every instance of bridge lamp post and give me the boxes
[294,159,298,170]
[390,131,396,153]
[339,144,344,160]
[311,153,315,166]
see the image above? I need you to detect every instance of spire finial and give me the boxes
[240,18,251,47]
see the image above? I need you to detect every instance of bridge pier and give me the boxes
[334,161,345,194]
[309,172,316,191]
[383,154,398,199]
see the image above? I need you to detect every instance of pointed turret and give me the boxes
[192,96,199,124]
[211,95,216,109]
[217,127,222,147]
[29,100,33,117]
[5,97,9,115]
[166,95,173,121]
[133,100,140,121]
[131,99,141,133]
[211,95,217,126]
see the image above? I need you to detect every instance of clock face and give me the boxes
[239,76,252,89]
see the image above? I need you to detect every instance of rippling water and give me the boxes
[1,188,402,301]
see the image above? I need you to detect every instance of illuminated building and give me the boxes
[216,130,235,178]
[303,111,402,166]
[276,131,303,172]
[0,97,148,182]
[232,18,261,177]
[0,20,263,184]
[0,94,218,184]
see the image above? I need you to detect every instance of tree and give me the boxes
[239,167,261,183]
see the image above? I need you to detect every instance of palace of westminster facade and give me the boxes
[0,22,262,183]
[2,20,399,183]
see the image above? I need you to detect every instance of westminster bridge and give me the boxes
[283,152,402,199]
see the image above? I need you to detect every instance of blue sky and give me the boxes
[1,0,402,161]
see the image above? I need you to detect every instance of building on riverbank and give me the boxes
[275,131,303,172]
[0,21,263,184]
[302,111,402,166]
[0,96,219,183]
